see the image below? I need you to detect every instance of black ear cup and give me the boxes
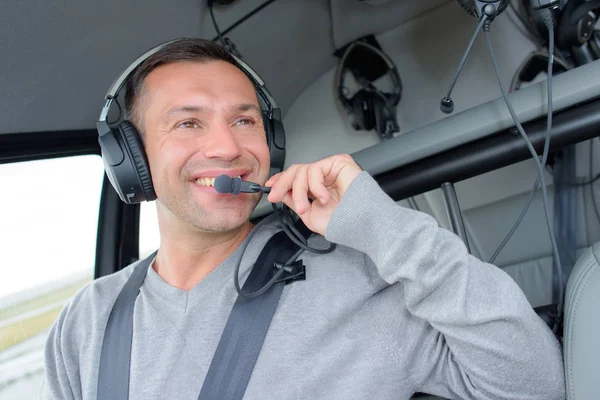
[118,121,156,202]
[262,114,271,147]
[264,114,286,176]
[348,89,398,139]
[350,90,368,130]
[557,1,600,49]
[351,90,378,131]
[372,95,389,135]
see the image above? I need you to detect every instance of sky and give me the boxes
[0,155,160,301]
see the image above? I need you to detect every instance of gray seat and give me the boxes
[564,241,600,400]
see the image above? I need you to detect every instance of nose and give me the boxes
[203,122,243,162]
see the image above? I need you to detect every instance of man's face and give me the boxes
[141,60,271,232]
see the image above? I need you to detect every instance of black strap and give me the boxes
[97,250,157,400]
[97,225,308,400]
[198,229,304,399]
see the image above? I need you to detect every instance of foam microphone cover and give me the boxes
[214,175,242,194]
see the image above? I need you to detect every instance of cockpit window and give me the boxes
[0,155,104,399]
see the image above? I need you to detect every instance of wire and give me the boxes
[233,204,336,299]
[484,25,564,333]
[210,0,278,41]
[233,212,294,299]
[488,13,555,264]
[489,176,541,264]
[274,203,337,254]
[540,15,554,176]
[208,0,228,49]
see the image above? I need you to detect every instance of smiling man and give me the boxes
[134,58,272,290]
[43,38,565,400]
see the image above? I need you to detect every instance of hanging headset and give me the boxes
[335,40,402,141]
[556,0,600,63]
[522,0,600,63]
[96,38,286,204]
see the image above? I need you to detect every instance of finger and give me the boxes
[313,154,362,193]
[307,164,329,205]
[281,192,312,229]
[266,176,279,203]
[292,165,310,215]
[264,172,282,187]
[313,156,340,186]
[280,192,295,211]
[265,174,282,202]
[267,165,299,203]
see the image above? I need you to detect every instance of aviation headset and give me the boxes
[96,38,286,204]
[509,1,599,91]
[556,0,600,50]
[335,40,402,140]
[522,0,600,54]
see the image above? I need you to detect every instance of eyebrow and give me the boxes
[162,103,262,123]
[162,105,208,123]
[233,103,262,114]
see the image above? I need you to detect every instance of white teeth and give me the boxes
[194,177,215,187]
[194,176,242,187]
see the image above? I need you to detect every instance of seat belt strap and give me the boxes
[97,250,157,400]
[198,229,305,400]
[97,223,309,400]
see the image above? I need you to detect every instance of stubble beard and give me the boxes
[161,186,262,233]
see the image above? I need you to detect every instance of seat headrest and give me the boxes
[564,241,600,400]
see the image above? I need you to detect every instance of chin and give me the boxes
[193,204,254,233]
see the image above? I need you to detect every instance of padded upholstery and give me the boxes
[564,240,600,400]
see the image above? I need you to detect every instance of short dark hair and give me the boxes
[124,38,239,138]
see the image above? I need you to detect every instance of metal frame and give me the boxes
[374,97,600,201]
[441,182,471,252]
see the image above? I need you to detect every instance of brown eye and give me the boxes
[177,120,198,129]
[235,118,254,126]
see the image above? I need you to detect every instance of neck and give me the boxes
[152,204,254,292]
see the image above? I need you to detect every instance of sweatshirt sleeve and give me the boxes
[324,171,565,400]
[42,305,77,400]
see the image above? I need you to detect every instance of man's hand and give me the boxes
[265,154,363,236]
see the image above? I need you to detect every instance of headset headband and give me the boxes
[335,41,402,107]
[97,38,280,135]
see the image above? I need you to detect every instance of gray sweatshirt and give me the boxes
[43,171,565,400]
